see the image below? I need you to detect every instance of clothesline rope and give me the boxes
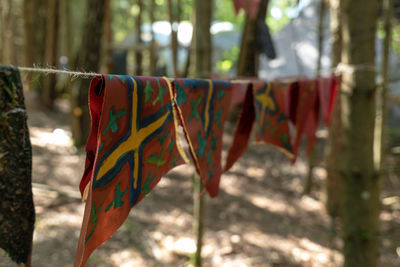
[14,63,377,83]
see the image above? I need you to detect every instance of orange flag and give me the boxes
[289,79,319,162]
[224,80,293,172]
[75,75,188,266]
[173,79,232,197]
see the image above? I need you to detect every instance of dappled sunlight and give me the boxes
[243,231,342,266]
[163,236,196,254]
[30,127,74,152]
[246,194,297,216]
[110,249,148,267]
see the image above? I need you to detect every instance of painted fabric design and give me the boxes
[224,80,293,172]
[317,75,339,126]
[289,79,319,162]
[253,81,293,156]
[174,79,232,197]
[80,76,105,197]
[0,66,35,266]
[75,75,187,267]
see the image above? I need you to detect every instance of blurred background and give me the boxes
[0,0,400,266]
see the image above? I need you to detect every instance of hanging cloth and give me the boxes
[253,81,293,155]
[224,82,255,172]
[173,78,232,197]
[317,75,340,126]
[75,75,188,267]
[289,78,319,162]
[224,80,293,172]
[0,66,35,266]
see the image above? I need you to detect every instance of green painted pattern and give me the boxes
[188,96,203,122]
[144,80,154,103]
[195,132,207,159]
[152,79,168,106]
[102,106,126,135]
[105,183,127,212]
[141,172,156,194]
[146,150,166,169]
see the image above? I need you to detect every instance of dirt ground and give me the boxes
[1,90,400,267]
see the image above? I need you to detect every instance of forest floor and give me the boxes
[1,90,400,267]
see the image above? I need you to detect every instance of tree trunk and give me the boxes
[193,174,205,267]
[42,0,60,109]
[149,0,157,75]
[326,0,343,219]
[191,1,212,265]
[374,0,393,176]
[104,0,113,73]
[304,0,327,195]
[135,0,143,75]
[237,0,269,77]
[70,0,105,146]
[340,0,380,266]
[23,0,47,91]
[22,0,35,89]
[191,0,212,78]
[1,0,16,65]
[167,0,180,77]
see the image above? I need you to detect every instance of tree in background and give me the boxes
[71,0,105,146]
[167,0,181,77]
[340,0,380,266]
[304,0,328,195]
[326,0,343,221]
[191,0,212,265]
[42,0,60,109]
[237,0,270,77]
[135,0,143,75]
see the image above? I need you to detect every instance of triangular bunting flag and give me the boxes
[289,79,319,162]
[253,81,293,156]
[173,78,232,197]
[224,83,255,172]
[317,75,340,126]
[75,75,188,267]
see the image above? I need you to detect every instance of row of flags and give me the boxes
[75,74,340,266]
[0,65,339,266]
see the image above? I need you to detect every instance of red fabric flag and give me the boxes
[75,75,188,267]
[317,75,340,126]
[253,81,293,156]
[224,80,293,172]
[224,83,255,172]
[231,82,248,107]
[233,0,261,19]
[289,79,319,162]
[173,79,232,197]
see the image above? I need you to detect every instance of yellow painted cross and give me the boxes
[255,83,276,126]
[95,77,169,190]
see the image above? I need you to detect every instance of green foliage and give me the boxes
[216,46,240,74]
[391,24,400,56]
[267,0,297,33]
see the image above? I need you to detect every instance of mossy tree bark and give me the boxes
[71,0,105,146]
[340,0,380,266]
